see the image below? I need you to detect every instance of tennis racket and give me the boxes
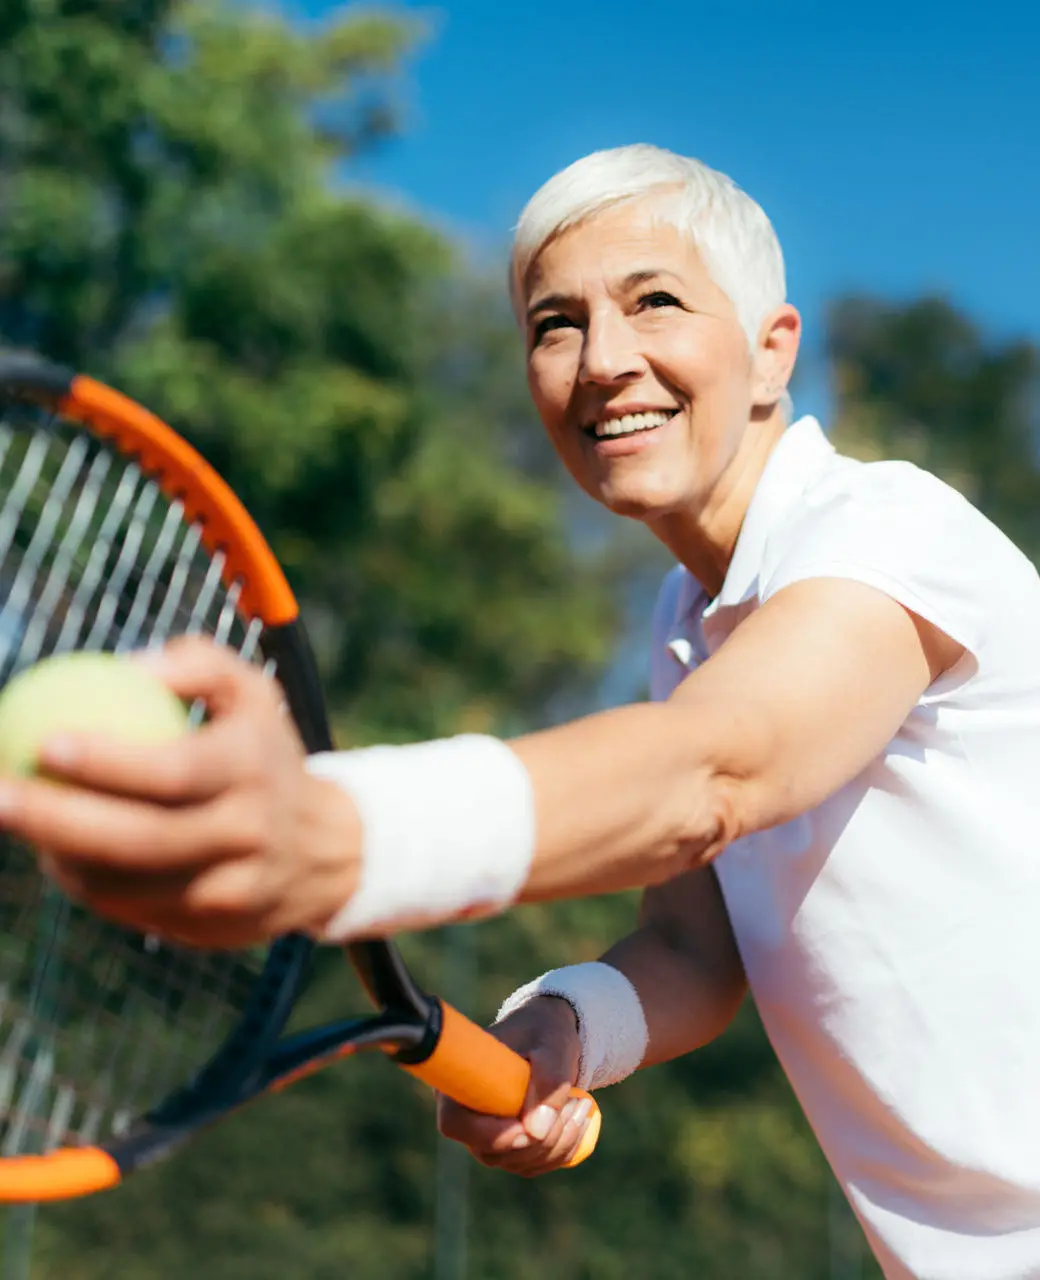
[0,352,601,1203]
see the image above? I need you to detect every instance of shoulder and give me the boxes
[792,453,977,532]
[760,450,1039,668]
[764,453,1028,585]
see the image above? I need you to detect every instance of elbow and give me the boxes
[657,764,746,884]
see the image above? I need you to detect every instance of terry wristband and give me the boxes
[495,961,649,1090]
[306,734,536,941]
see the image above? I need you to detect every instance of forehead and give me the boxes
[524,201,707,299]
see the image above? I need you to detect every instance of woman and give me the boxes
[7,145,1040,1279]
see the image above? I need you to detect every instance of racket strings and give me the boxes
[0,399,271,1154]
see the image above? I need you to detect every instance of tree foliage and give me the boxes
[828,294,1040,558]
[6,3,1034,1279]
[0,0,614,745]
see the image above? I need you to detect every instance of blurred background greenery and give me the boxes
[1,2,1038,1276]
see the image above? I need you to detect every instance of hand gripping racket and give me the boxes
[0,353,601,1202]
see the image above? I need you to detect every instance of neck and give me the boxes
[647,411,787,598]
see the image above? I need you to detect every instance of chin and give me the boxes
[595,480,689,522]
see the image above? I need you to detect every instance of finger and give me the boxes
[42,855,272,948]
[477,1088,584,1173]
[41,855,198,906]
[436,1096,528,1154]
[440,1065,568,1154]
[133,636,274,718]
[0,777,243,871]
[493,1095,597,1177]
[539,1093,597,1168]
[37,712,268,805]
[44,847,270,916]
[519,1048,578,1141]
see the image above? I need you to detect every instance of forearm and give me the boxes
[298,575,955,944]
[497,869,747,1087]
[309,701,735,942]
[600,918,747,1069]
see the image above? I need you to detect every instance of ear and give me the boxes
[750,305,801,408]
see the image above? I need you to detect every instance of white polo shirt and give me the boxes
[650,416,1040,1280]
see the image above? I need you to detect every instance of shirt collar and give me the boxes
[665,416,834,651]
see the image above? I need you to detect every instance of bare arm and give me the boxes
[436,867,746,1173]
[512,577,964,901]
[601,866,747,1068]
[1,577,964,952]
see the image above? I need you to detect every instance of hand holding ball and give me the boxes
[0,651,190,777]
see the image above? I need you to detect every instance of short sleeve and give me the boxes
[759,460,1016,665]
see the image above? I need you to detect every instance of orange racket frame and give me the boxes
[0,356,600,1202]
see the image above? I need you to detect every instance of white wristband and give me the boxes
[306,735,535,941]
[496,961,649,1091]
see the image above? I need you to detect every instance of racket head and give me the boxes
[0,355,430,1199]
[0,356,600,1201]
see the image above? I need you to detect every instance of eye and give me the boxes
[638,290,682,310]
[531,313,577,344]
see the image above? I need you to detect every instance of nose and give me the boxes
[579,310,646,386]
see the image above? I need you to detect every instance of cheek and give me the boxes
[665,332,750,395]
[663,340,754,438]
[527,352,573,430]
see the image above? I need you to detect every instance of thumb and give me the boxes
[519,1042,580,1142]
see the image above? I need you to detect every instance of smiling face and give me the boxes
[523,200,799,558]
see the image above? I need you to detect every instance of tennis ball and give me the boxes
[0,651,190,777]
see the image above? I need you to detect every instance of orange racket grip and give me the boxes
[400,1001,600,1168]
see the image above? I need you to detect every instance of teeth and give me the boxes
[592,410,675,438]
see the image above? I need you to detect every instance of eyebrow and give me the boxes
[525,268,686,322]
[525,292,572,322]
[621,268,684,290]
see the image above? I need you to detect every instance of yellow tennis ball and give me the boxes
[0,651,190,777]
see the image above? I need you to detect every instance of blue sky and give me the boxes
[286,1,1037,698]
[294,0,1039,420]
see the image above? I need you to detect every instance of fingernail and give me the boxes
[511,1134,530,1150]
[570,1098,593,1128]
[525,1105,557,1141]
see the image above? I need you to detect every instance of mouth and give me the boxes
[582,408,679,441]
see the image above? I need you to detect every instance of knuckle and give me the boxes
[226,721,275,784]
[154,744,198,798]
[189,861,262,915]
[221,802,272,858]
[140,811,184,865]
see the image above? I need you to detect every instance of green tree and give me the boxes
[0,3,629,1279]
[0,0,618,744]
[827,294,1040,559]
[7,6,997,1280]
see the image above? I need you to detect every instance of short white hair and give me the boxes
[510,143,788,357]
